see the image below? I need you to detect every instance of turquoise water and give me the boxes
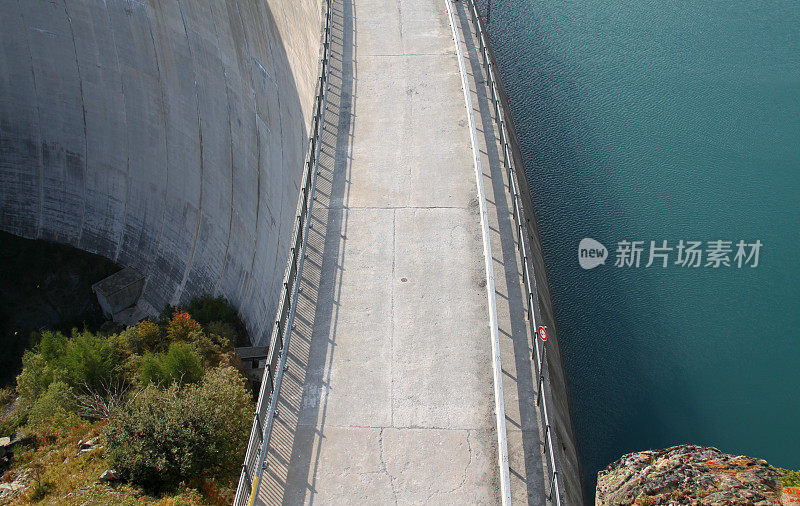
[478,0,800,500]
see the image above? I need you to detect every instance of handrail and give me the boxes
[461,1,564,504]
[444,0,512,503]
[233,1,334,504]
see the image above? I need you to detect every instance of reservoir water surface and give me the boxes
[477,0,800,499]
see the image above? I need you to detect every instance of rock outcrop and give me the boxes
[596,445,783,505]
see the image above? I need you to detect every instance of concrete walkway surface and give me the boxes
[255,0,548,503]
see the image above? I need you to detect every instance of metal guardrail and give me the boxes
[444,0,511,503]
[462,1,564,504]
[233,1,333,504]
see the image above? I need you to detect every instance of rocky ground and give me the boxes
[596,444,785,505]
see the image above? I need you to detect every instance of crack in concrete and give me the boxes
[427,429,474,501]
[378,428,399,505]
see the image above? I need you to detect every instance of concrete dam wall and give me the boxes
[0,0,323,344]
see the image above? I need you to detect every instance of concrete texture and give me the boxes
[256,0,550,503]
[0,0,323,345]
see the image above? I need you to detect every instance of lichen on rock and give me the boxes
[596,444,783,505]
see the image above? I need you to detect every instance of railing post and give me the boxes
[548,471,559,501]
[255,413,263,441]
[522,254,528,284]
[542,424,550,454]
[267,364,274,393]
[536,345,546,406]
[241,464,251,492]
[527,291,534,324]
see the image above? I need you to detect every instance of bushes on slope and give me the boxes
[104,366,252,490]
[4,295,252,499]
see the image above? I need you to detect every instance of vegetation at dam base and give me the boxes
[0,231,121,389]
[0,298,254,504]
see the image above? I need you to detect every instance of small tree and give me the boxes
[187,330,232,367]
[16,350,66,410]
[183,366,253,476]
[161,342,204,384]
[121,320,162,354]
[206,321,238,346]
[62,330,119,390]
[166,310,201,343]
[38,330,67,363]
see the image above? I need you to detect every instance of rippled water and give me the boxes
[477,0,800,500]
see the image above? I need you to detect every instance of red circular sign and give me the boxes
[538,326,548,342]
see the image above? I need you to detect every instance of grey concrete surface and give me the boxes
[0,0,323,345]
[257,0,549,503]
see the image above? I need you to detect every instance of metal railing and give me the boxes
[233,1,333,504]
[462,0,564,504]
[444,0,511,502]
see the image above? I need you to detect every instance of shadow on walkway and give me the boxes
[255,0,356,503]
[454,2,547,504]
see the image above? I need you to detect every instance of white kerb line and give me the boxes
[444,1,512,504]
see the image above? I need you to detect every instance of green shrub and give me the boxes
[123,320,162,354]
[16,351,66,410]
[62,330,120,390]
[185,295,238,327]
[187,330,232,367]
[16,330,120,407]
[105,366,253,490]
[184,366,253,476]
[106,330,132,359]
[27,479,53,501]
[104,384,193,489]
[26,381,80,437]
[138,342,204,387]
[137,354,162,387]
[38,330,67,363]
[206,321,238,347]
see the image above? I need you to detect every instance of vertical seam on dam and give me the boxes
[210,0,236,296]
[16,2,45,238]
[267,55,288,345]
[232,0,258,310]
[105,0,129,265]
[174,0,204,304]
[61,0,88,244]
[142,2,170,300]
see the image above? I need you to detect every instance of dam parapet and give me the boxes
[239,0,583,503]
[461,0,584,503]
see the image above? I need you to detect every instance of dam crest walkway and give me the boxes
[254,0,548,503]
